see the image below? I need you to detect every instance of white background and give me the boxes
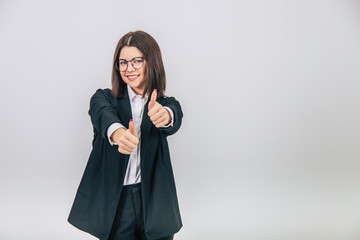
[1,0,360,239]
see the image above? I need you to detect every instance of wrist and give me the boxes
[110,128,127,143]
[165,109,172,125]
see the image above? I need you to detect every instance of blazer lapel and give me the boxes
[115,89,132,128]
[140,100,153,171]
[141,100,152,136]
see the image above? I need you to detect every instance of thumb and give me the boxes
[129,119,137,137]
[149,89,157,110]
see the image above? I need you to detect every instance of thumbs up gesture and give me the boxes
[111,119,139,155]
[148,89,172,128]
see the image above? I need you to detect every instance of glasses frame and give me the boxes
[115,57,145,72]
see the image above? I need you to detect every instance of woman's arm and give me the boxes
[157,96,183,136]
[88,89,120,139]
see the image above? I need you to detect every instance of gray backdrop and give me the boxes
[1,0,360,239]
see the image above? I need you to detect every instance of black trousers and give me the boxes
[105,183,174,240]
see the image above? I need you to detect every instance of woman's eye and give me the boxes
[134,60,143,63]
[119,61,127,65]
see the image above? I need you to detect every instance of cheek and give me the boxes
[141,66,147,79]
[120,72,126,80]
[140,70,147,83]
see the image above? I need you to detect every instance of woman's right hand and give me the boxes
[110,120,139,155]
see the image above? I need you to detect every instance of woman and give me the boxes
[68,30,183,240]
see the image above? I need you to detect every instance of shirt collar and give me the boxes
[127,85,148,102]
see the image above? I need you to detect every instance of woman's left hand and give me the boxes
[148,89,171,128]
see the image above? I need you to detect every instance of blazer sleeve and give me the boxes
[159,96,183,136]
[88,89,120,139]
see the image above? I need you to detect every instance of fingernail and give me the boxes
[130,119,133,122]
[154,89,157,92]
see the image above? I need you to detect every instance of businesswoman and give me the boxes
[68,30,183,240]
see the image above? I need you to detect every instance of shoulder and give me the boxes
[92,88,112,96]
[90,88,118,104]
[91,88,115,98]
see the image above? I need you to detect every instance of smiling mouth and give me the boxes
[127,75,140,80]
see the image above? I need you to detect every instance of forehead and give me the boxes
[119,46,143,59]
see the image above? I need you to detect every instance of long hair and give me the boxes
[111,30,166,98]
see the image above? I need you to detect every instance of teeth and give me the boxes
[128,75,138,79]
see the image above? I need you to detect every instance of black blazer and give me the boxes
[68,88,183,240]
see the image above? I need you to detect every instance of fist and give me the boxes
[111,119,139,155]
[148,89,171,128]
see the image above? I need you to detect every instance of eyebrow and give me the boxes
[119,57,144,61]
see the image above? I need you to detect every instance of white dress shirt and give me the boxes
[107,85,174,185]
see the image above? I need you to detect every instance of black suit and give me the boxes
[68,88,183,240]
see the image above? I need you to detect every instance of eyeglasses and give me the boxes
[115,57,145,72]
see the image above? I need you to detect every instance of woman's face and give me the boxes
[119,46,146,95]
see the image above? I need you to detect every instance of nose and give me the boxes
[126,62,135,71]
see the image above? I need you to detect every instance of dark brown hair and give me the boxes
[111,30,166,98]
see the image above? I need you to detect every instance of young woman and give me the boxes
[68,30,183,240]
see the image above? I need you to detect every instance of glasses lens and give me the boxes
[116,58,144,72]
[119,61,128,72]
[132,58,144,69]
